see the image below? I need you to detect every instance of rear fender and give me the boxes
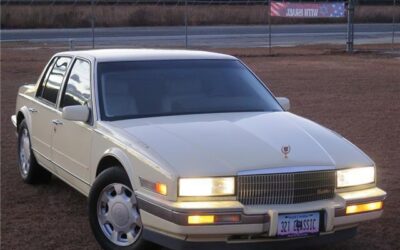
[18,106,33,132]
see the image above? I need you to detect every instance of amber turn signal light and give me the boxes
[155,182,168,196]
[188,215,215,225]
[346,201,383,215]
[187,214,241,225]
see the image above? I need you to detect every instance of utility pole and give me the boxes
[346,0,354,53]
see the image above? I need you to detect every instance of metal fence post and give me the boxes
[91,0,95,49]
[346,0,354,53]
[393,0,396,50]
[184,0,188,49]
[268,0,272,54]
[69,39,74,51]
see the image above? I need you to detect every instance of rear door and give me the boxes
[30,56,72,161]
[52,58,93,185]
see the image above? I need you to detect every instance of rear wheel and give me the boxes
[17,119,52,184]
[89,167,156,250]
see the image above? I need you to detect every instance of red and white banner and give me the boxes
[271,1,346,18]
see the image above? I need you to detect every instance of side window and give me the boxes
[40,57,72,104]
[36,58,56,97]
[61,59,91,108]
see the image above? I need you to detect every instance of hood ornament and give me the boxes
[281,145,291,159]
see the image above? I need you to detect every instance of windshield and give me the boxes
[97,59,282,121]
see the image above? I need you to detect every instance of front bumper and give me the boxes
[143,227,358,250]
[137,187,385,249]
[11,115,17,128]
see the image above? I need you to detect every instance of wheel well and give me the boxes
[96,156,124,177]
[17,111,25,129]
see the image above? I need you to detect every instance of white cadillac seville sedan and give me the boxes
[12,49,386,250]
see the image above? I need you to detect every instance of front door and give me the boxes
[51,58,93,185]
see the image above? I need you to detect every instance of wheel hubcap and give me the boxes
[19,128,31,176]
[97,183,142,246]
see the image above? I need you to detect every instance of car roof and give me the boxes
[55,49,237,62]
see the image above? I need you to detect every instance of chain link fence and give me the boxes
[0,0,396,3]
[1,0,399,52]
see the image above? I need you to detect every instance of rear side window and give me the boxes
[39,57,72,104]
[61,59,91,108]
[36,58,56,97]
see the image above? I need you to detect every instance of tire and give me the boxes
[89,167,156,250]
[17,119,52,184]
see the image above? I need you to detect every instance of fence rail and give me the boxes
[0,0,396,5]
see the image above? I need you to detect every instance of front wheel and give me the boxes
[88,167,155,250]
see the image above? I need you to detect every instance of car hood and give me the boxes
[108,112,374,177]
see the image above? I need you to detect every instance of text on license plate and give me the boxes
[277,212,320,237]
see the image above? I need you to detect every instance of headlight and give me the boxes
[337,167,375,188]
[179,177,235,197]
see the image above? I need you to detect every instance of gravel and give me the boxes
[1,44,399,250]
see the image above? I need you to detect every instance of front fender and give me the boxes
[96,147,138,190]
[91,126,178,201]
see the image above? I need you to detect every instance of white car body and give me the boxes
[12,49,386,249]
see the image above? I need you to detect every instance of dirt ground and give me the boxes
[1,44,399,250]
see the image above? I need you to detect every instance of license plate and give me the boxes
[277,212,320,238]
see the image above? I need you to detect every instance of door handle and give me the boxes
[51,119,63,125]
[28,108,38,113]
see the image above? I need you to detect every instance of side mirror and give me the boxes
[276,97,290,111]
[62,105,89,122]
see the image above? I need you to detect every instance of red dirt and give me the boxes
[1,44,399,250]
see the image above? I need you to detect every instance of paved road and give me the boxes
[1,23,398,47]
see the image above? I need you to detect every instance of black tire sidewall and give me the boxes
[17,120,34,181]
[88,167,149,250]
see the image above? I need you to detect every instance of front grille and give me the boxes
[237,171,335,205]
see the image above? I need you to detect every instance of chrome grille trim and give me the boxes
[238,166,335,176]
[237,170,335,205]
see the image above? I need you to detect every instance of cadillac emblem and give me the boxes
[281,145,291,159]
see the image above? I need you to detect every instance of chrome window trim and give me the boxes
[237,166,336,176]
[92,58,100,122]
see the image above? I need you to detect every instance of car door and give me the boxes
[51,58,93,185]
[30,56,72,163]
